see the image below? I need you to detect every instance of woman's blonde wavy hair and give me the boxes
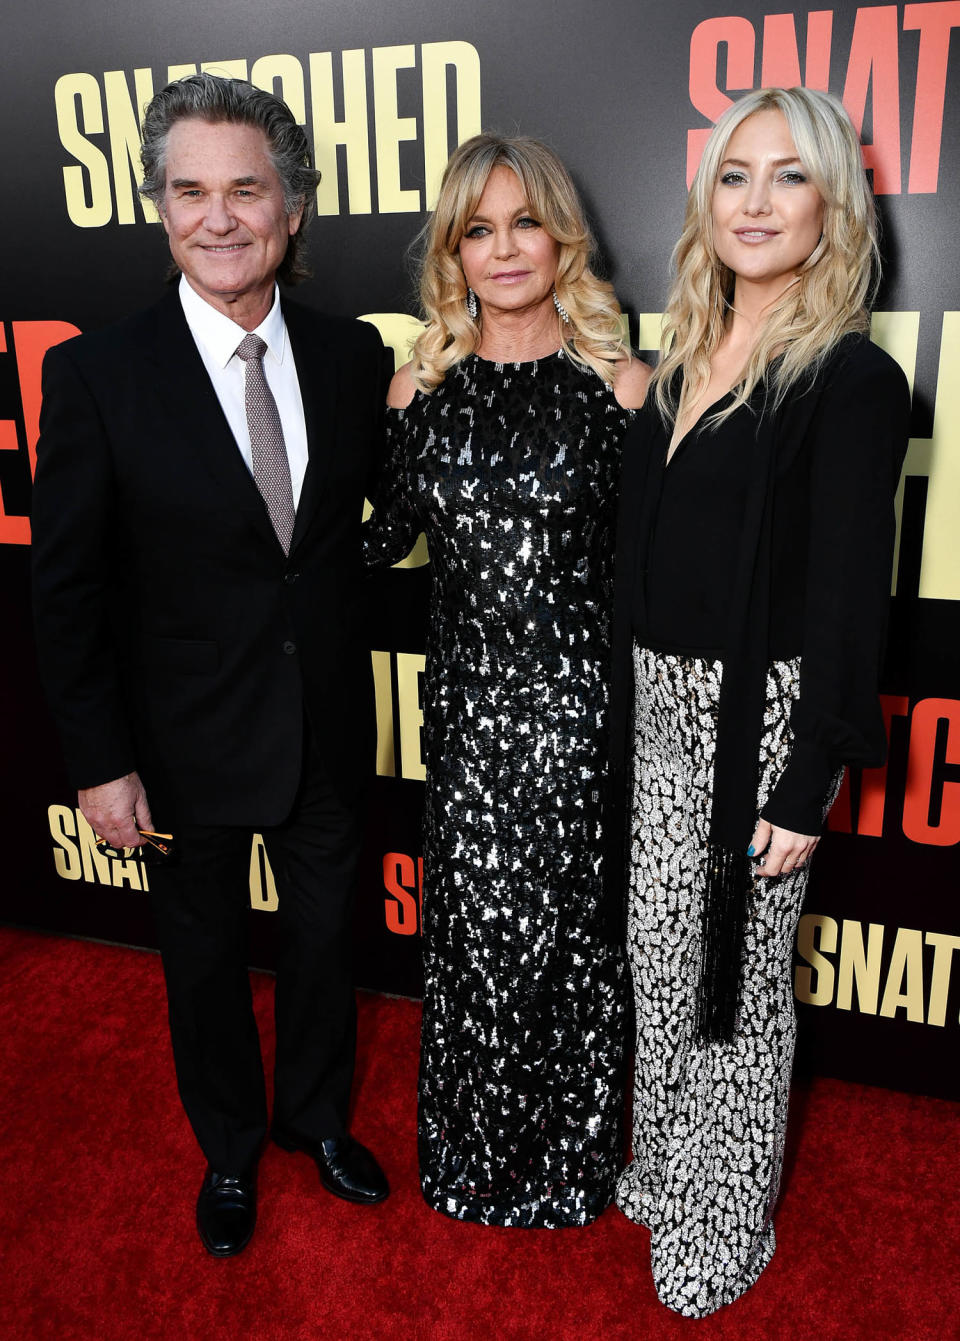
[653,86,878,429]
[411,133,628,391]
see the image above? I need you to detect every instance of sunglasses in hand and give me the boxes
[94,829,177,864]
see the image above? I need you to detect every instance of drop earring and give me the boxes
[466,287,479,319]
[552,287,571,325]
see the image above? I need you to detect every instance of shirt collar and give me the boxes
[178,276,288,369]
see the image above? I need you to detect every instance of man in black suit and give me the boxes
[31,73,388,1256]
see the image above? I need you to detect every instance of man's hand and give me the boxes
[748,818,819,878]
[78,772,153,850]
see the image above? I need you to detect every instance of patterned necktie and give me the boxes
[234,333,296,555]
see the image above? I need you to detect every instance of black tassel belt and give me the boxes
[695,842,752,1044]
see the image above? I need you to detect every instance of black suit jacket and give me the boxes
[31,289,385,826]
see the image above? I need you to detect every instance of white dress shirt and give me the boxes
[178,276,309,507]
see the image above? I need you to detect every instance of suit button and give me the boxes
[284,571,300,584]
[282,641,297,655]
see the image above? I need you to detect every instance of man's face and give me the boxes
[160,117,303,327]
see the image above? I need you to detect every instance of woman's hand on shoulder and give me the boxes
[749,817,819,877]
[613,356,653,410]
[387,361,418,409]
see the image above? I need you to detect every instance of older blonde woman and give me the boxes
[608,88,910,1313]
[365,133,648,1227]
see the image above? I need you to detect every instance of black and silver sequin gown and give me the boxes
[364,351,631,1227]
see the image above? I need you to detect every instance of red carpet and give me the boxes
[0,925,957,1340]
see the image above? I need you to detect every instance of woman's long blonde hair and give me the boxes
[653,86,878,428]
[411,133,627,391]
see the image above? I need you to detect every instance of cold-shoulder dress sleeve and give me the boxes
[761,339,911,835]
[362,406,424,570]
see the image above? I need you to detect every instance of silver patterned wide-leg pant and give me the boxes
[616,646,838,1318]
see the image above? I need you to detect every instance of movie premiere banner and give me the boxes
[1,2,958,1101]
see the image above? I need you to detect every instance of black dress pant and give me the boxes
[148,751,362,1174]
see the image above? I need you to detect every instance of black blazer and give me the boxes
[31,290,385,826]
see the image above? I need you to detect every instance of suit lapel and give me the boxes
[148,291,280,549]
[283,299,339,552]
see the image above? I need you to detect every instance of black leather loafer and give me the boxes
[274,1132,389,1205]
[196,1166,257,1256]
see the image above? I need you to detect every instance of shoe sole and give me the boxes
[201,1236,254,1258]
[317,1173,389,1206]
[197,1223,256,1257]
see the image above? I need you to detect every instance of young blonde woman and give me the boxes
[607,88,910,1314]
[365,133,649,1227]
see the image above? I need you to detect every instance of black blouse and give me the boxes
[637,390,753,658]
[606,333,911,879]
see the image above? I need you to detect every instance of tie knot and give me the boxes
[235,333,267,363]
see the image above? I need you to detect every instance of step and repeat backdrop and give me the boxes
[1,1,958,1100]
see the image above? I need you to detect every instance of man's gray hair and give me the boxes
[139,72,320,285]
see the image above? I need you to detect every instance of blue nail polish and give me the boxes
[747,844,755,856]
